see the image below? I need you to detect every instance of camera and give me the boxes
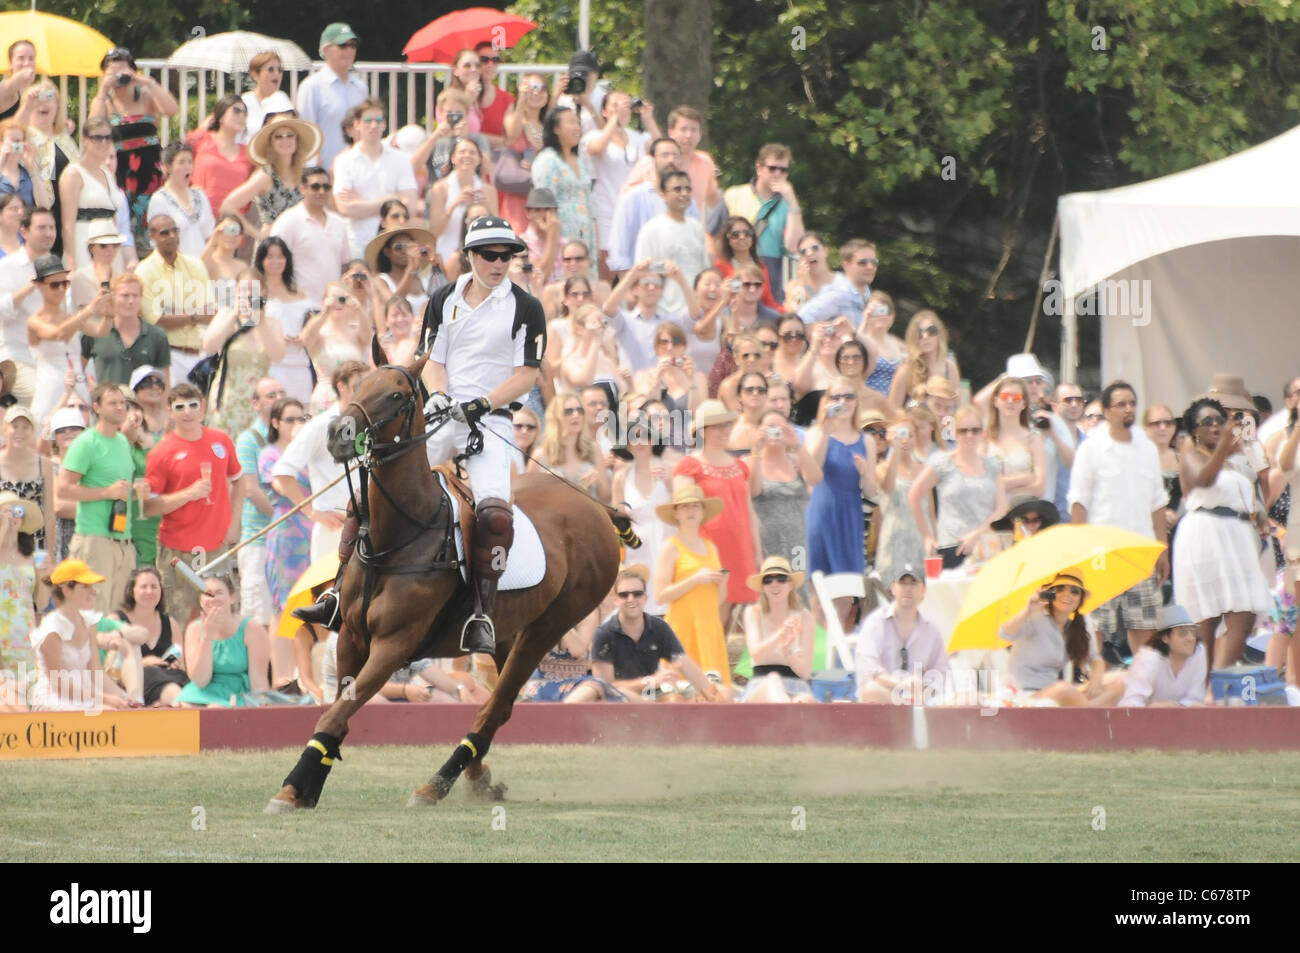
[521,262,533,274]
[673,357,684,366]
[826,402,847,419]
[1038,587,1056,605]
[727,278,742,293]
[249,295,265,311]
[447,111,464,127]
[1032,414,1052,430]
[631,96,644,110]
[650,260,664,273]
[222,223,241,237]
[566,70,588,96]
[766,425,783,440]
[334,295,348,306]
[8,503,24,519]
[114,73,133,87]
[896,426,911,439]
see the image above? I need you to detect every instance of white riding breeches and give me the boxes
[424,411,515,504]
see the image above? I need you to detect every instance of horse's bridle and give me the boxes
[342,363,427,463]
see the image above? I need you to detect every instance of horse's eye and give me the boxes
[391,392,403,401]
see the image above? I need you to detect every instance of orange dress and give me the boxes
[675,455,758,604]
[664,536,731,686]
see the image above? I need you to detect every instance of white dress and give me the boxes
[1173,467,1272,622]
[434,174,482,260]
[31,332,87,425]
[621,460,671,616]
[28,611,99,711]
[71,164,123,268]
[266,297,315,403]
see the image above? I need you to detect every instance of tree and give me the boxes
[642,0,713,138]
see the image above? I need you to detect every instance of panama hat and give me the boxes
[1157,604,1195,632]
[0,490,42,534]
[1198,373,1255,413]
[85,218,125,245]
[691,399,737,433]
[49,558,105,586]
[655,483,723,525]
[746,555,806,592]
[365,225,439,274]
[248,117,323,169]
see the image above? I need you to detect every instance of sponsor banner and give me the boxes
[0,710,199,760]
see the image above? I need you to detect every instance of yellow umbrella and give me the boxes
[0,8,114,77]
[276,552,339,640]
[947,524,1166,651]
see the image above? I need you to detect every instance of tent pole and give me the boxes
[1024,211,1060,363]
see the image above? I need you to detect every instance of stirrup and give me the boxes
[460,613,496,654]
[292,587,340,631]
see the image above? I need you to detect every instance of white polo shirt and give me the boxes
[269,203,350,308]
[271,403,349,514]
[607,306,690,373]
[0,248,37,365]
[1067,426,1167,537]
[332,144,418,259]
[422,274,546,404]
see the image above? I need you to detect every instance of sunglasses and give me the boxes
[864,426,887,438]
[828,392,856,402]
[271,131,297,141]
[562,406,584,416]
[998,391,1025,403]
[170,400,201,412]
[1060,396,1086,404]
[1197,415,1226,427]
[655,337,680,346]
[1084,412,1103,420]
[918,325,941,337]
[562,254,589,263]
[1146,418,1176,427]
[280,414,310,424]
[799,244,823,257]
[765,164,790,173]
[1047,585,1084,596]
[339,41,359,50]
[742,281,764,290]
[762,574,790,585]
[741,385,768,395]
[780,331,806,341]
[616,589,645,599]
[359,116,385,125]
[474,249,515,263]
[345,272,367,282]
[134,377,164,390]
[514,422,538,431]
[854,257,880,266]
[43,279,70,290]
[568,289,592,299]
[86,133,114,143]
[306,182,332,192]
[956,426,983,435]
[728,230,754,239]
[479,55,502,64]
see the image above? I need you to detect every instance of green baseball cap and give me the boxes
[320,23,359,49]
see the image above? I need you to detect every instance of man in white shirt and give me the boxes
[294,23,367,169]
[633,169,709,315]
[600,261,695,373]
[855,564,949,704]
[332,98,419,259]
[270,166,349,307]
[0,207,58,404]
[607,137,698,274]
[1068,380,1170,655]
[271,361,366,563]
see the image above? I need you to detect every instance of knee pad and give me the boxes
[471,499,514,577]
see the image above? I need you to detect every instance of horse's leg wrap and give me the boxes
[432,731,491,795]
[292,504,360,630]
[461,499,513,654]
[281,732,343,808]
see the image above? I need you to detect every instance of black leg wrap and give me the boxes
[282,732,343,808]
[434,731,491,783]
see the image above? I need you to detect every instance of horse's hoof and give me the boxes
[469,770,507,801]
[264,796,301,814]
[407,776,453,807]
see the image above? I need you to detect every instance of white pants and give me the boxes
[237,542,273,626]
[425,412,515,504]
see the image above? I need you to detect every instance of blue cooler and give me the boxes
[810,669,856,702]
[1210,665,1289,705]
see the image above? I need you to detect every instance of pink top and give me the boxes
[187,129,255,218]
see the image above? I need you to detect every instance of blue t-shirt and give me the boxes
[235,419,270,542]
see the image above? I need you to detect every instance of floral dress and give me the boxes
[529,147,597,251]
[108,111,163,252]
[0,562,36,674]
[208,326,269,439]
[0,473,45,550]
[256,167,302,223]
[260,443,311,612]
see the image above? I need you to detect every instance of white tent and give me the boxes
[1057,124,1300,415]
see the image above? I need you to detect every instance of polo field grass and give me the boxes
[4,745,1296,862]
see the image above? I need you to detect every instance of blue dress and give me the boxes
[260,444,312,612]
[807,434,866,576]
[866,355,899,395]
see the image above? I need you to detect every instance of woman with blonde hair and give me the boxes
[857,290,906,396]
[535,392,609,500]
[510,406,542,476]
[220,116,322,238]
[17,79,77,255]
[740,556,816,702]
[875,415,929,584]
[984,373,1047,497]
[888,309,960,410]
[907,404,940,460]
[654,484,731,686]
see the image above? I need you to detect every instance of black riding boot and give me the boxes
[292,504,360,631]
[460,498,514,654]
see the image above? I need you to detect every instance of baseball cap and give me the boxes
[50,558,105,586]
[128,365,166,391]
[890,563,924,586]
[3,404,35,427]
[568,50,600,73]
[320,23,359,49]
[48,406,87,433]
[525,187,558,209]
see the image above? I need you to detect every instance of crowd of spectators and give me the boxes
[0,24,1295,714]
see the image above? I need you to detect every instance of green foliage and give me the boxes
[506,0,646,92]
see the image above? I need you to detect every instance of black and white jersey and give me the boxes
[419,274,546,403]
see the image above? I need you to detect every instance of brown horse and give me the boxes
[265,350,633,811]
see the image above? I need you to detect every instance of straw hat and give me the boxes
[923,374,958,400]
[691,399,737,433]
[0,490,42,534]
[85,218,125,245]
[746,555,806,592]
[248,117,323,169]
[655,483,724,525]
[364,225,439,274]
[857,407,887,431]
[617,563,651,585]
[1197,373,1255,413]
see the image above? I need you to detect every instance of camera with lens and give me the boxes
[1032,414,1052,430]
[446,111,464,128]
[114,72,133,87]
[1038,587,1056,605]
[566,70,588,96]
[630,96,644,111]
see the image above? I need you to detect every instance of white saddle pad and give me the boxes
[436,473,546,591]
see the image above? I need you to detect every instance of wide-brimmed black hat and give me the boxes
[991,494,1061,533]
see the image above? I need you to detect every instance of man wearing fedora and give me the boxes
[1068,380,1169,656]
[855,563,949,704]
[295,23,367,170]
[0,206,58,405]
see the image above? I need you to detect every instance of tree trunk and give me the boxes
[642,0,713,145]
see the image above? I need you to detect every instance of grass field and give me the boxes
[3,745,1296,862]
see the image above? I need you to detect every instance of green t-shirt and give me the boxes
[62,427,134,541]
[129,443,161,564]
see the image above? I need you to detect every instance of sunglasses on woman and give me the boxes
[762,574,790,585]
[514,422,538,431]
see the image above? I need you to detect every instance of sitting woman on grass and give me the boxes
[739,557,815,702]
[1119,605,1206,707]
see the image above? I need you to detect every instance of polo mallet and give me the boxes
[170,469,351,592]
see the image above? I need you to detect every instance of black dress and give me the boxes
[115,610,189,705]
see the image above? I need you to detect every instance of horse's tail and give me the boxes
[601,504,642,551]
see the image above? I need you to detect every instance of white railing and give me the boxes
[61,61,567,143]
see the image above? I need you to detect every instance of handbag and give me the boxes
[187,322,255,409]
[492,147,533,196]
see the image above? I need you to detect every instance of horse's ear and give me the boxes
[408,350,429,378]
[371,333,389,367]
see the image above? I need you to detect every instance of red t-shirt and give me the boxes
[186,129,255,217]
[478,88,515,137]
[146,427,242,552]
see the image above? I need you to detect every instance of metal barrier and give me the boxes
[61,60,566,143]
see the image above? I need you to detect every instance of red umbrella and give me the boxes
[403,7,538,63]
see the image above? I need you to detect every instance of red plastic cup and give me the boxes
[924,556,942,579]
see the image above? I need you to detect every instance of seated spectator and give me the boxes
[591,564,725,702]
[740,557,816,702]
[177,573,269,707]
[519,608,609,703]
[0,491,40,701]
[999,572,1123,706]
[888,310,961,411]
[29,558,141,711]
[909,405,1007,570]
[1119,604,1207,707]
[146,142,214,258]
[855,564,949,704]
[113,565,188,707]
[654,483,732,686]
[534,393,609,500]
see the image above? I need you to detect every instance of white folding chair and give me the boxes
[810,571,867,671]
